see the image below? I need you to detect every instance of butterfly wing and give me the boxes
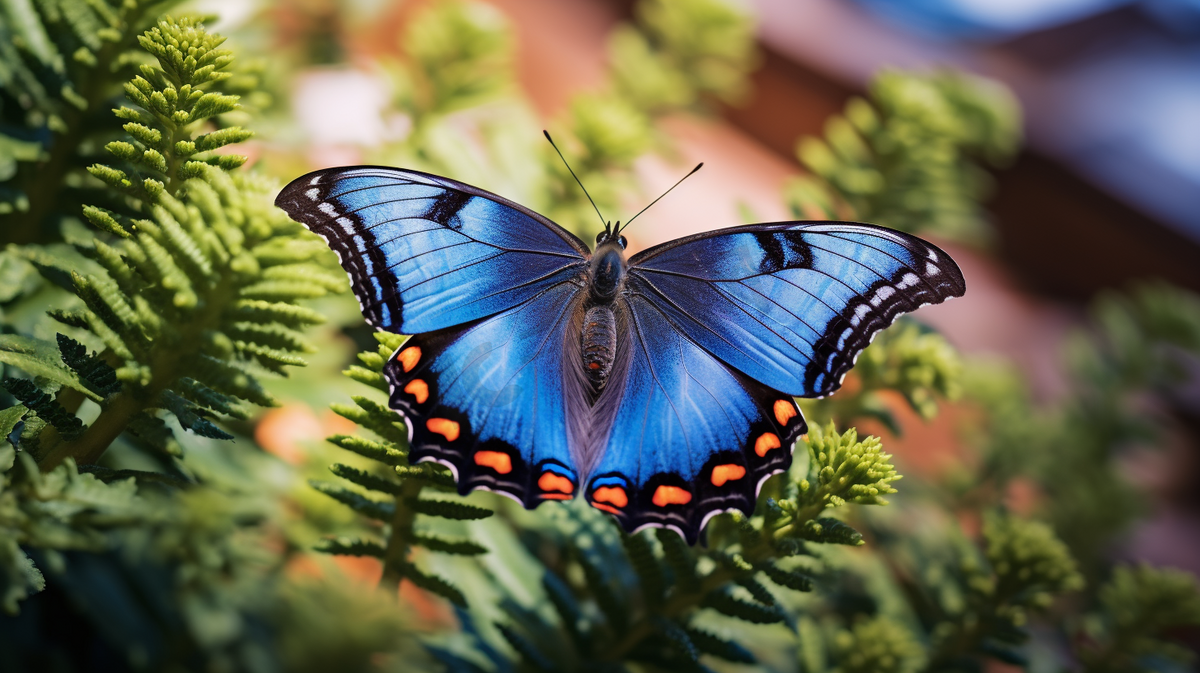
[381,269,590,506]
[584,221,964,542]
[583,294,806,543]
[275,166,590,333]
[625,221,966,397]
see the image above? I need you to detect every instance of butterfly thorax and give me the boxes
[582,241,627,393]
[588,241,627,304]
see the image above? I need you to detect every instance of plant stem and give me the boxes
[37,391,147,469]
[379,479,425,594]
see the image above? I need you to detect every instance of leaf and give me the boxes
[2,379,85,440]
[1,550,46,615]
[314,537,386,558]
[329,463,402,495]
[700,591,785,624]
[310,481,395,521]
[0,335,103,402]
[408,497,493,521]
[800,517,864,546]
[411,534,487,556]
[0,405,28,443]
[684,626,756,664]
[403,564,467,607]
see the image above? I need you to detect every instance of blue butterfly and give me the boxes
[276,166,964,543]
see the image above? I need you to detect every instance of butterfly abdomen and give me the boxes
[582,306,617,392]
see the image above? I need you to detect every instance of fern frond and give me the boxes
[0,0,185,245]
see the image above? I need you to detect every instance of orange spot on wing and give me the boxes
[426,418,460,442]
[592,502,622,515]
[593,486,628,508]
[473,450,512,474]
[755,432,781,457]
[404,379,429,403]
[541,493,572,500]
[711,464,747,487]
[774,399,797,425]
[588,362,601,370]
[397,346,421,372]
[538,472,574,494]
[652,485,693,507]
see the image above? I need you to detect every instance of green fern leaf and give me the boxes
[407,497,492,521]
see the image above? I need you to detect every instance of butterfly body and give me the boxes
[277,166,965,542]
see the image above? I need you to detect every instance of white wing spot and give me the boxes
[871,285,896,307]
[309,175,322,185]
[850,303,871,327]
[338,217,355,236]
[926,261,940,276]
[318,202,338,216]
[928,249,938,261]
[305,188,320,200]
[897,273,920,289]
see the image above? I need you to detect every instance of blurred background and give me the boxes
[3,0,1200,670]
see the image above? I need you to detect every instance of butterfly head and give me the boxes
[590,232,628,303]
[595,222,627,250]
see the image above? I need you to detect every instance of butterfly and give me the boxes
[276,165,964,543]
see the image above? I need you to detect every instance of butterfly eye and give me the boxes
[595,231,607,245]
[617,235,627,249]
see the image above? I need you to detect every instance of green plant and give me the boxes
[0,0,182,244]
[1,16,335,473]
[1077,564,1200,672]
[313,332,493,605]
[0,11,336,613]
[787,69,1021,243]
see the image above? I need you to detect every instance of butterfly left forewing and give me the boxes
[382,274,587,506]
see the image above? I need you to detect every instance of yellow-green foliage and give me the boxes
[0,0,185,243]
[831,617,926,673]
[610,0,758,111]
[392,0,513,122]
[1079,564,1200,672]
[788,69,1021,242]
[91,16,252,202]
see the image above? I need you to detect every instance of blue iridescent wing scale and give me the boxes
[626,221,965,397]
[275,166,590,333]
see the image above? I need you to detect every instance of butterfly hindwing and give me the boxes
[383,280,589,506]
[583,292,806,543]
[275,166,589,333]
[627,221,965,397]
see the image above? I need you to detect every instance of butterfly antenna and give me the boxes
[544,130,609,234]
[618,163,703,235]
